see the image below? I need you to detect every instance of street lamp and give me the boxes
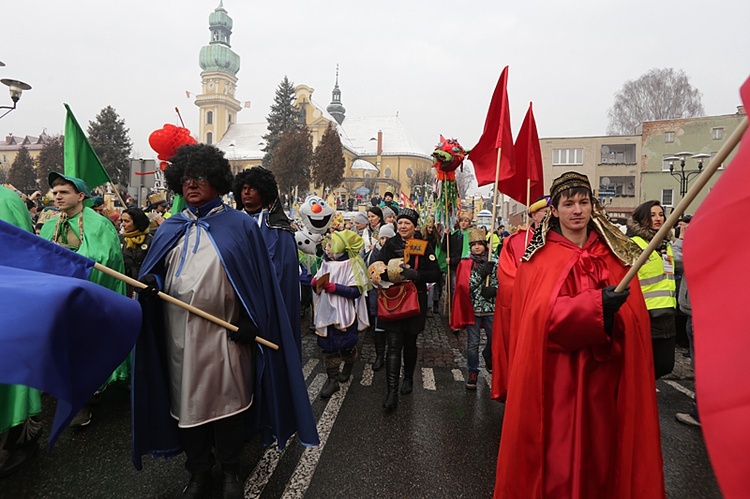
[665,151,706,198]
[0,62,32,120]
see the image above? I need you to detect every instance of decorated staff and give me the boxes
[431,135,466,322]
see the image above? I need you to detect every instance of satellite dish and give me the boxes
[601,177,611,187]
[601,145,610,154]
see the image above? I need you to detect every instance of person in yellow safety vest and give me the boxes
[484,226,501,255]
[626,200,677,379]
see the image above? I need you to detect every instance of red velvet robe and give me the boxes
[495,230,664,499]
[491,227,532,401]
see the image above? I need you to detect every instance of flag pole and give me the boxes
[523,178,532,248]
[486,147,503,286]
[92,262,280,350]
[444,192,452,321]
[615,116,748,292]
[108,182,128,209]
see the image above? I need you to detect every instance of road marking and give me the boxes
[421,368,436,391]
[302,358,319,378]
[244,370,325,498]
[452,369,464,382]
[282,374,351,498]
[664,380,695,399]
[360,364,374,386]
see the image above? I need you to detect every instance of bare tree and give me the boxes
[455,165,474,199]
[607,68,704,135]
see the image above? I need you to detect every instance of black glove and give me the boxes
[227,314,258,345]
[478,261,495,279]
[480,285,497,299]
[138,274,160,300]
[602,285,630,336]
[400,267,419,281]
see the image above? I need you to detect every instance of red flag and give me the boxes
[683,76,750,499]
[399,191,415,209]
[510,102,545,204]
[468,66,516,188]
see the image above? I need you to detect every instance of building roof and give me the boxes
[216,123,268,161]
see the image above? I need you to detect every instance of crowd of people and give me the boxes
[1,142,699,497]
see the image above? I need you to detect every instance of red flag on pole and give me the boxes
[511,102,545,203]
[467,66,516,188]
[683,75,750,499]
[399,191,415,209]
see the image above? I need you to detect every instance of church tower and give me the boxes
[195,1,241,145]
[326,65,346,125]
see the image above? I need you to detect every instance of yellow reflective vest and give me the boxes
[631,236,677,310]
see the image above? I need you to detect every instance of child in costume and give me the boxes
[450,228,498,390]
[311,230,371,398]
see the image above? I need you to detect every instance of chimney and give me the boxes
[738,105,746,115]
[377,130,383,156]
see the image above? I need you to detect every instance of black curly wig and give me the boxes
[164,144,234,197]
[233,166,279,210]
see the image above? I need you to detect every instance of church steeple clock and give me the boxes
[195,1,241,145]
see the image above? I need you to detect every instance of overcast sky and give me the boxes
[2,0,748,163]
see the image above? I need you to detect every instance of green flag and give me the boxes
[64,103,112,190]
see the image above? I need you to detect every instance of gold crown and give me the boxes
[468,228,486,245]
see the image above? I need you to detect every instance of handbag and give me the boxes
[377,256,420,321]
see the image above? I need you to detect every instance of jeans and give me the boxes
[466,315,493,374]
[686,316,700,421]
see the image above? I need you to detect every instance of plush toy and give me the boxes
[295,226,323,255]
[298,195,335,235]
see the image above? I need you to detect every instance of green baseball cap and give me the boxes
[48,172,92,198]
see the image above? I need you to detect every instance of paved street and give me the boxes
[1,312,720,498]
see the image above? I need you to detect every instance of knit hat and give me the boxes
[382,206,396,220]
[367,206,383,221]
[353,212,369,225]
[378,224,396,239]
[397,208,419,227]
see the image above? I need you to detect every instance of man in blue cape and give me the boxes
[232,166,301,356]
[132,144,317,498]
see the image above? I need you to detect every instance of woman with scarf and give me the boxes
[120,208,153,299]
[627,200,677,379]
[376,208,441,410]
[311,230,371,399]
[450,228,498,390]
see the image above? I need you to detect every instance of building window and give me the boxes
[662,155,675,172]
[406,168,414,178]
[207,111,213,125]
[228,114,232,124]
[600,144,636,164]
[552,148,583,165]
[712,127,724,140]
[206,132,213,145]
[665,131,674,143]
[661,188,674,207]
[384,168,392,178]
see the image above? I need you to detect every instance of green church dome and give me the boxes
[209,1,233,30]
[199,1,240,75]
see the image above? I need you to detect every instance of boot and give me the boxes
[372,331,386,371]
[182,470,212,498]
[433,301,440,315]
[383,335,401,410]
[320,367,340,399]
[338,362,354,383]
[400,377,413,395]
[221,463,243,499]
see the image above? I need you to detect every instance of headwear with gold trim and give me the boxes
[458,211,472,222]
[468,228,487,245]
[522,171,641,265]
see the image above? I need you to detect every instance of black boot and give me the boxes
[372,331,386,371]
[400,377,413,395]
[401,339,417,396]
[338,362,354,382]
[320,367,340,399]
[221,463,243,499]
[182,470,212,498]
[383,332,402,410]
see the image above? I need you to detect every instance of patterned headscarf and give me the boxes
[522,171,641,265]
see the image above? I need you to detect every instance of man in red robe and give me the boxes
[494,172,664,498]
[491,195,549,401]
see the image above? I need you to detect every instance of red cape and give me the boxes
[495,232,664,498]
[450,258,476,330]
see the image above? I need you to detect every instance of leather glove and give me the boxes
[138,274,160,300]
[478,261,495,279]
[602,285,630,336]
[400,267,419,281]
[480,285,497,299]
[227,314,258,345]
[323,282,337,294]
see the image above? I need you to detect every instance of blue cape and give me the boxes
[131,206,318,469]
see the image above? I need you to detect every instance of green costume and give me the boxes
[41,207,130,384]
[0,187,42,467]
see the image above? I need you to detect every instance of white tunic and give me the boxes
[164,214,254,427]
[312,259,369,336]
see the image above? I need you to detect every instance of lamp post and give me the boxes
[664,152,708,199]
[0,62,32,120]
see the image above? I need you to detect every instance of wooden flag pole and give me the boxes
[93,262,280,350]
[485,147,504,286]
[108,182,128,209]
[523,178,532,249]
[444,191,452,321]
[615,116,748,293]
